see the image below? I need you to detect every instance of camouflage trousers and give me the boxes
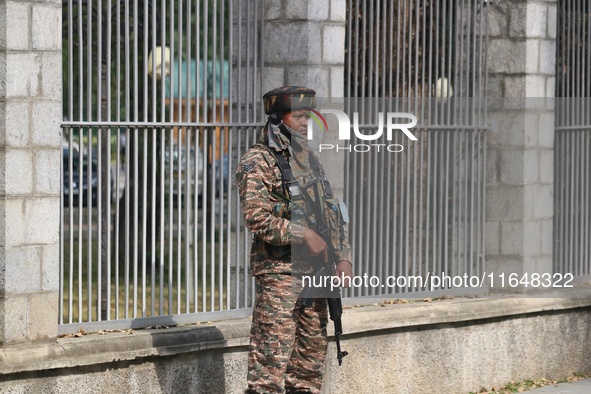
[246,273,328,394]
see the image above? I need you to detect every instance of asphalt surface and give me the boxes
[524,378,591,393]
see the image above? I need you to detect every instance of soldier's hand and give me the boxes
[302,228,328,262]
[335,260,353,288]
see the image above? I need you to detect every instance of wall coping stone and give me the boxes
[1,286,590,376]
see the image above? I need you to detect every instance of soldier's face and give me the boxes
[282,109,311,137]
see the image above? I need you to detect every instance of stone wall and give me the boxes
[485,0,556,291]
[1,290,590,394]
[262,0,345,98]
[0,0,62,344]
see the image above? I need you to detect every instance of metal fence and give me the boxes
[60,0,264,333]
[60,0,490,332]
[343,0,488,297]
[554,0,591,276]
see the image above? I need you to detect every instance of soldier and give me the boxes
[236,86,353,394]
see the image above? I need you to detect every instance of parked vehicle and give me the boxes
[62,144,98,207]
[62,143,117,207]
[164,145,204,205]
[214,153,230,197]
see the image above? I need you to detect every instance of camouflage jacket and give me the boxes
[236,126,352,276]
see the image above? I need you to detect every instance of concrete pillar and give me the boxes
[263,0,346,98]
[485,0,556,291]
[263,0,347,198]
[0,0,62,343]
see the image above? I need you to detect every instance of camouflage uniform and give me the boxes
[236,87,351,394]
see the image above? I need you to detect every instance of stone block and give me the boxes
[486,147,498,185]
[264,0,282,20]
[503,76,525,98]
[41,52,62,100]
[538,112,554,148]
[24,197,60,245]
[6,2,30,51]
[330,0,346,22]
[491,110,524,146]
[308,1,329,21]
[525,75,546,97]
[539,149,553,184]
[0,248,5,289]
[0,295,28,344]
[509,5,527,38]
[502,97,529,112]
[523,97,549,111]
[264,22,322,64]
[547,4,557,39]
[545,77,555,98]
[28,291,59,340]
[0,53,5,97]
[0,201,4,247]
[525,40,539,74]
[31,4,61,50]
[539,40,555,75]
[531,183,553,220]
[4,149,34,195]
[31,101,61,146]
[3,199,26,247]
[485,221,501,256]
[3,246,41,293]
[0,3,5,50]
[323,25,345,64]
[523,220,542,257]
[500,221,524,256]
[488,39,527,74]
[0,149,5,190]
[285,0,308,20]
[488,2,510,38]
[41,243,59,291]
[286,65,330,97]
[523,112,539,148]
[533,255,553,276]
[232,1,257,23]
[231,18,258,64]
[5,53,40,98]
[522,255,547,277]
[486,185,524,221]
[523,184,535,219]
[4,101,31,147]
[526,2,548,38]
[330,66,344,98]
[0,103,5,146]
[523,149,539,184]
[541,218,553,256]
[35,149,61,195]
[486,76,503,98]
[500,148,524,185]
[261,66,285,95]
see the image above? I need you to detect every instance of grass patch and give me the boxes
[469,373,591,393]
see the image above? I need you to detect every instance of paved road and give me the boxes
[525,378,591,393]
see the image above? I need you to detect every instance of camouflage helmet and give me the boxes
[263,86,316,115]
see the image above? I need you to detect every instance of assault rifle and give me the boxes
[299,179,349,366]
